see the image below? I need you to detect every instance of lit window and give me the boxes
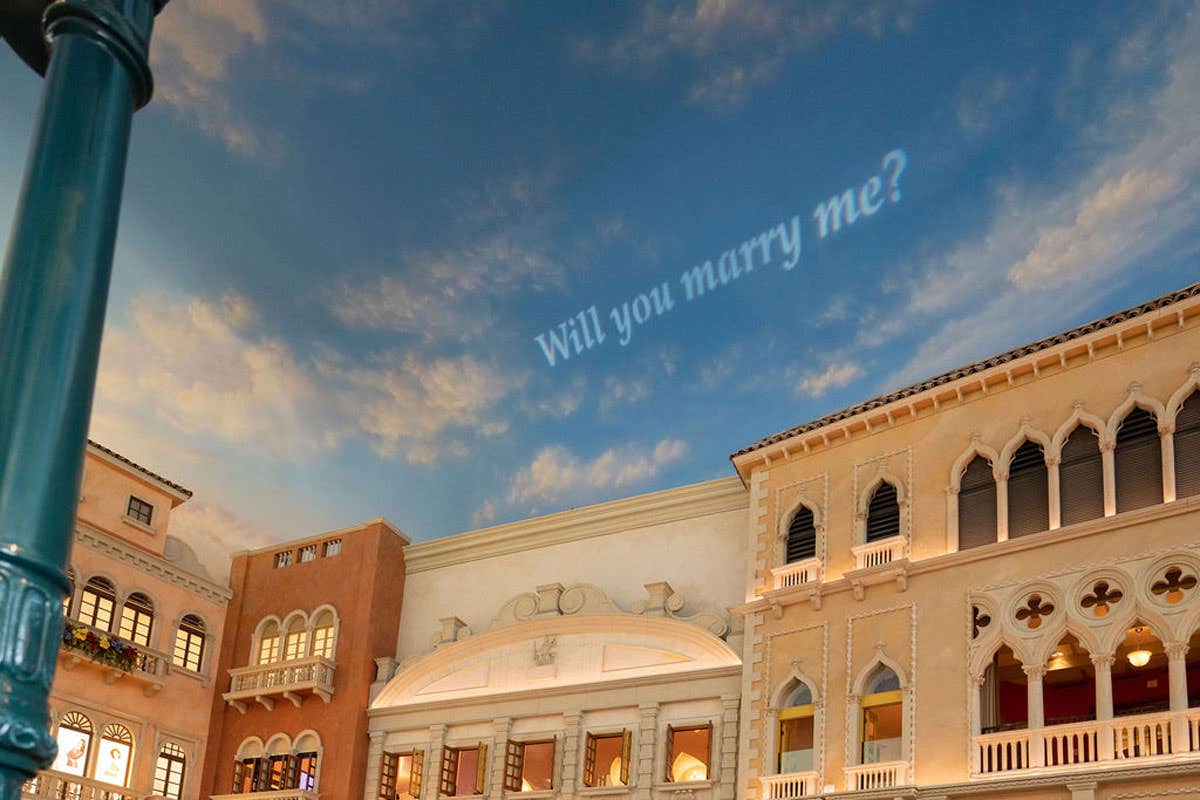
[118,592,154,646]
[297,752,319,791]
[95,723,133,786]
[258,632,280,665]
[78,577,117,630]
[777,683,814,774]
[154,742,186,800]
[381,750,424,800]
[299,544,318,563]
[860,667,902,764]
[51,712,93,777]
[283,629,308,661]
[665,724,711,783]
[504,740,554,792]
[583,731,630,787]
[274,551,293,568]
[324,539,342,557]
[439,744,487,796]
[126,496,154,526]
[172,614,206,672]
[311,611,335,659]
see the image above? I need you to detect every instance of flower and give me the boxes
[72,628,86,641]
[99,636,110,650]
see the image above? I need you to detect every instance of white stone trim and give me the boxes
[74,521,231,604]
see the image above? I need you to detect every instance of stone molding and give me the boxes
[75,521,231,604]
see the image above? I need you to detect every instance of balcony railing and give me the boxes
[758,771,820,800]
[59,621,168,696]
[843,761,907,791]
[210,791,319,800]
[973,708,1200,777]
[770,558,822,590]
[224,656,335,712]
[850,536,905,570]
[21,769,162,800]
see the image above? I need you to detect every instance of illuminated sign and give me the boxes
[51,728,90,777]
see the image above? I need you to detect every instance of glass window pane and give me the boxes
[669,728,709,782]
[590,736,624,787]
[519,741,554,791]
[454,748,479,796]
[778,717,814,773]
[861,702,903,764]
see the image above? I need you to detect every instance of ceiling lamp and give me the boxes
[1127,649,1152,668]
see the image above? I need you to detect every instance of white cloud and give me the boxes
[470,500,498,527]
[599,375,650,412]
[524,378,586,420]
[507,438,689,505]
[795,361,865,398]
[167,499,278,582]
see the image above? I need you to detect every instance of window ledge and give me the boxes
[655,781,714,790]
[122,514,156,535]
[166,662,210,686]
[510,791,555,799]
[578,786,632,796]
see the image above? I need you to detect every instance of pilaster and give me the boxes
[561,712,582,800]
[636,703,659,800]
[489,718,511,800]
[718,695,739,800]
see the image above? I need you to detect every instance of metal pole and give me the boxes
[0,2,165,798]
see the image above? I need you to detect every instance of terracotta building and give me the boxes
[201,520,409,800]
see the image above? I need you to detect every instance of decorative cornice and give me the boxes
[75,521,231,604]
[405,478,747,573]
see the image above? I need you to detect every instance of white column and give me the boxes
[489,718,510,800]
[1161,425,1176,503]
[1167,642,1190,753]
[364,732,387,800]
[560,712,581,800]
[635,703,658,800]
[1101,442,1117,516]
[1046,456,1061,530]
[1024,665,1045,768]
[945,487,959,553]
[426,724,447,800]
[1091,654,1114,760]
[718,695,739,800]
[996,475,1009,542]
[969,672,984,737]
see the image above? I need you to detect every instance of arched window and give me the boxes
[95,723,134,787]
[1115,408,1163,513]
[257,620,281,665]
[980,645,1027,735]
[294,732,321,791]
[1059,426,1104,526]
[283,616,308,661]
[63,567,76,617]
[173,614,206,672]
[865,483,900,542]
[860,666,902,765]
[119,592,154,646]
[78,577,117,631]
[1112,623,1168,720]
[1175,391,1200,499]
[154,742,187,800]
[51,711,93,777]
[958,457,997,550]
[785,506,817,563]
[1044,634,1095,730]
[1007,441,1049,538]
[777,682,815,774]
[310,610,336,660]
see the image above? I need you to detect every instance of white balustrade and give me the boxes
[58,621,169,695]
[758,771,819,800]
[224,656,336,710]
[210,791,319,800]
[974,729,1030,774]
[770,558,821,590]
[1042,719,1098,766]
[843,761,907,791]
[850,536,905,570]
[22,769,146,800]
[1111,711,1172,759]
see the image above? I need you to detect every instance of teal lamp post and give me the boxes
[0,1,168,798]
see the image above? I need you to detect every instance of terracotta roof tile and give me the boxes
[87,439,193,498]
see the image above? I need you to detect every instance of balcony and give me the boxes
[210,791,319,800]
[973,708,1200,777]
[843,761,907,791]
[758,771,820,800]
[59,621,168,696]
[850,537,905,570]
[770,558,822,590]
[22,769,160,800]
[224,656,335,712]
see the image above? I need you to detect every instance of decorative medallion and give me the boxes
[1015,594,1054,630]
[1151,567,1198,605]
[1080,580,1123,618]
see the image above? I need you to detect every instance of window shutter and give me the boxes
[583,735,596,787]
[233,761,244,793]
[785,507,817,562]
[285,755,299,789]
[620,730,632,786]
[1060,426,1104,525]
[379,753,396,800]
[1115,408,1163,512]
[1007,441,1049,538]
[503,741,523,792]
[439,750,456,797]
[254,758,270,792]
[865,483,900,542]
[664,726,675,782]
[411,750,424,799]
[703,723,713,781]
[1174,392,1200,498]
[475,743,488,795]
[958,456,997,550]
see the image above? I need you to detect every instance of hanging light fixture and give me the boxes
[1127,649,1152,668]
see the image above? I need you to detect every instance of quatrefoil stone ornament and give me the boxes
[1081,580,1123,618]
[971,605,992,639]
[1151,567,1198,605]
[1015,594,1055,630]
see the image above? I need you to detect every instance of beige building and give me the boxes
[731,283,1200,799]
[25,442,231,800]
[365,479,749,800]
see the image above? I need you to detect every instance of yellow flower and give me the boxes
[99,636,110,650]
[72,628,86,641]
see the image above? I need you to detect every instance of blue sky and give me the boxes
[2,1,1198,577]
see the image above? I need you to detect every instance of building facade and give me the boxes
[200,520,408,800]
[28,442,231,800]
[731,283,1200,799]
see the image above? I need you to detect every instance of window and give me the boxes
[1060,426,1104,526]
[126,495,154,526]
[173,614,206,672]
[233,757,266,793]
[78,577,117,630]
[51,711,93,777]
[257,621,281,665]
[297,752,319,791]
[1007,441,1049,538]
[154,742,187,800]
[274,551,293,568]
[95,723,133,787]
[439,744,487,797]
[310,610,335,659]
[583,731,630,788]
[381,750,424,800]
[777,683,815,774]
[1175,391,1200,499]
[283,618,308,661]
[1115,407,1163,513]
[865,483,900,542]
[665,724,711,783]
[118,592,154,646]
[860,668,902,765]
[785,506,817,563]
[504,740,554,792]
[323,539,342,557]
[958,456,997,550]
[299,544,318,563]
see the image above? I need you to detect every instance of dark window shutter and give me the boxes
[1174,391,1200,499]
[474,743,488,795]
[232,761,244,794]
[1008,441,1049,538]
[439,749,456,797]
[379,753,396,800]
[503,741,523,792]
[583,735,596,788]
[785,506,817,562]
[958,456,997,550]
[411,750,424,799]
[865,483,900,542]
[619,730,631,786]
[664,726,675,782]
[1115,408,1163,513]
[1060,426,1104,526]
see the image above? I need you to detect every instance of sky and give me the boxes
[1,1,1198,580]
